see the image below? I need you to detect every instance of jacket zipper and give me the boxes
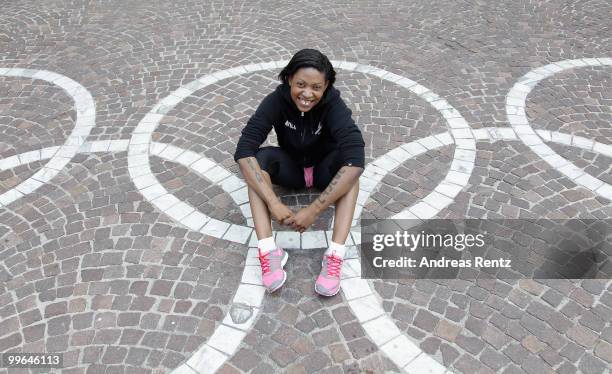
[300,111,306,165]
[300,111,305,143]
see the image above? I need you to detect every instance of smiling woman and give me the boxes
[234,49,365,297]
[279,51,335,111]
[289,67,328,110]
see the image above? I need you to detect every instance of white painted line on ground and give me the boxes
[506,57,612,200]
[0,68,96,207]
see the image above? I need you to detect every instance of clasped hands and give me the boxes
[269,200,318,233]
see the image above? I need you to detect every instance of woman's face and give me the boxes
[288,67,329,112]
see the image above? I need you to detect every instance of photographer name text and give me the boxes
[372,256,512,269]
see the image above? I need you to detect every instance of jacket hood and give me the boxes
[277,83,340,112]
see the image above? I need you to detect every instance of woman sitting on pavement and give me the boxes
[234,48,365,297]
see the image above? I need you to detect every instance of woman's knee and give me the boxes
[254,147,277,175]
[314,151,342,190]
[255,147,303,188]
[314,174,333,191]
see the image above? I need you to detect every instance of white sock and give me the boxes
[258,236,276,254]
[325,241,346,258]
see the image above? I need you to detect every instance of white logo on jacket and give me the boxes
[284,120,296,130]
[314,122,322,135]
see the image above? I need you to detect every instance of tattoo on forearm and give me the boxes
[317,168,346,207]
[247,158,264,183]
[246,158,256,171]
[246,158,257,171]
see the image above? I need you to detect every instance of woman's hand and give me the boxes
[289,206,318,233]
[269,201,295,226]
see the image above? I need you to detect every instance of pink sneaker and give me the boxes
[258,247,288,293]
[315,251,343,297]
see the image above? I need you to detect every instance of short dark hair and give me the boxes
[278,49,336,86]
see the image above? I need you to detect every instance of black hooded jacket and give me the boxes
[234,84,365,168]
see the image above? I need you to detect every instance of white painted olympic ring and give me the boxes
[506,58,612,200]
[0,68,96,207]
[128,61,473,374]
[2,58,610,374]
[127,61,476,250]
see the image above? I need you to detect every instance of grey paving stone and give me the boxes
[391,303,416,323]
[417,336,438,355]
[340,321,366,341]
[578,354,608,374]
[295,316,316,334]
[439,342,460,367]
[300,350,332,372]
[455,334,485,355]
[313,328,341,346]
[331,306,353,325]
[521,355,555,374]
[102,347,128,365]
[329,343,351,364]
[229,348,260,371]
[2,2,612,373]
[560,341,587,363]
[541,348,564,367]
[444,306,466,322]
[481,347,511,370]
[578,310,606,332]
[567,325,600,349]
[312,309,334,328]
[0,333,22,351]
[454,354,489,374]
[557,361,579,374]
[594,341,612,363]
[346,337,379,360]
[413,309,440,332]
[465,316,486,335]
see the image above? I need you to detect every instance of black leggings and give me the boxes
[255,146,342,190]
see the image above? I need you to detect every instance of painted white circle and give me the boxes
[0,68,96,207]
[128,61,476,248]
[131,61,473,374]
[506,58,612,200]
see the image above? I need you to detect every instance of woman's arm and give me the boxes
[238,157,294,225]
[235,91,294,224]
[312,165,363,213]
[288,165,363,232]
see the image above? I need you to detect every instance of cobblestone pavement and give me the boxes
[1,1,612,373]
